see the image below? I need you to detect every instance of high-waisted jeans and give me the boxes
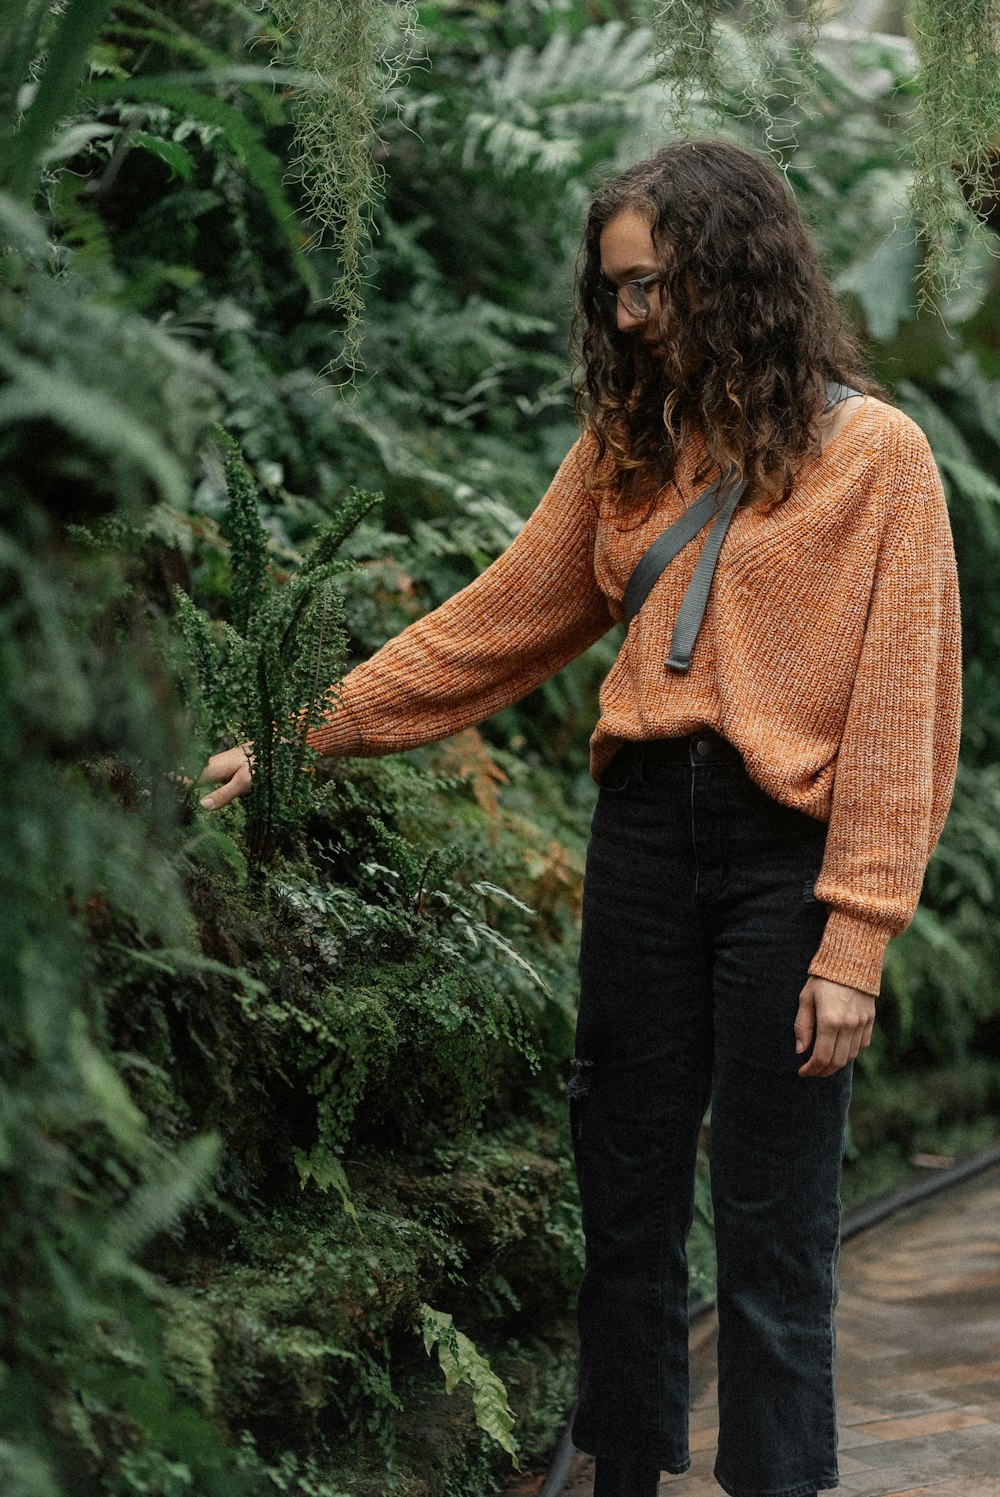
[570,733,852,1497]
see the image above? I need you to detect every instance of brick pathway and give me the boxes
[559,1164,1000,1497]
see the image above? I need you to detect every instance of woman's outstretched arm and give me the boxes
[198,437,613,806]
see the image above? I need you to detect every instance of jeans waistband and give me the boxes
[620,732,744,771]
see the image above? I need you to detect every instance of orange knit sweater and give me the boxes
[309,398,962,996]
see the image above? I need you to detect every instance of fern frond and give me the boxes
[81,75,315,294]
[170,584,217,703]
[456,23,661,179]
[303,488,383,573]
[461,113,580,177]
[506,23,655,101]
[0,342,188,507]
[419,1304,518,1463]
[291,577,348,730]
[219,441,269,639]
[110,3,289,120]
[102,1133,221,1260]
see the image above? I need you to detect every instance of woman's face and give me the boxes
[598,208,666,354]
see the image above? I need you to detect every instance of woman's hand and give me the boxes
[197,744,254,810]
[794,976,876,1078]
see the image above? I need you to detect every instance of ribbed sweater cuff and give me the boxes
[808,908,894,997]
[306,696,366,760]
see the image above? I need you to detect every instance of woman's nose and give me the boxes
[617,301,649,334]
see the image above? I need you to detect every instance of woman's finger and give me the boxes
[200,775,247,810]
[196,746,254,810]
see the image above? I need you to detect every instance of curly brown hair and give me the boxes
[574,139,880,507]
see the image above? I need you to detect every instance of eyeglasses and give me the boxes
[599,271,664,319]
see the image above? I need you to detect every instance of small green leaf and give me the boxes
[130,130,194,180]
[293,1147,361,1234]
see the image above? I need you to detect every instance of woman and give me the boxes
[200,141,961,1497]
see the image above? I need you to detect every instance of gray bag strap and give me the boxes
[663,475,746,672]
[621,381,862,673]
[621,481,730,628]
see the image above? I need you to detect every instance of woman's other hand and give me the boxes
[794,976,876,1078]
[197,745,253,810]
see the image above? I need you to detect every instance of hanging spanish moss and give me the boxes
[647,0,724,122]
[737,0,823,150]
[271,0,419,373]
[646,0,825,136]
[910,0,1000,300]
[647,0,1000,300]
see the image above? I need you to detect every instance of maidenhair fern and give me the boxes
[269,0,420,373]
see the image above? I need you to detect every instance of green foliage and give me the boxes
[646,0,826,127]
[5,3,1000,1495]
[293,1148,361,1233]
[80,71,317,295]
[174,443,378,872]
[645,0,1000,299]
[0,239,219,512]
[0,204,248,1497]
[0,0,116,201]
[420,1305,518,1463]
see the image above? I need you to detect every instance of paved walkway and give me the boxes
[558,1165,1000,1497]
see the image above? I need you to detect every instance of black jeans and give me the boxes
[571,733,850,1497]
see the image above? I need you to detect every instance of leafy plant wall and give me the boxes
[3,3,1000,1496]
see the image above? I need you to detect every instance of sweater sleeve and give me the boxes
[307,437,613,759]
[808,435,962,995]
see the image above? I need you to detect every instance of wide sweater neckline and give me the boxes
[669,394,876,506]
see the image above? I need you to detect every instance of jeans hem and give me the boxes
[573,1440,690,1476]
[714,1466,839,1497]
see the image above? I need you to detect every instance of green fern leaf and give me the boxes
[419,1304,519,1464]
[293,1147,361,1233]
[303,488,383,573]
[103,1133,221,1260]
[0,344,188,507]
[81,76,316,294]
[69,1013,147,1150]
